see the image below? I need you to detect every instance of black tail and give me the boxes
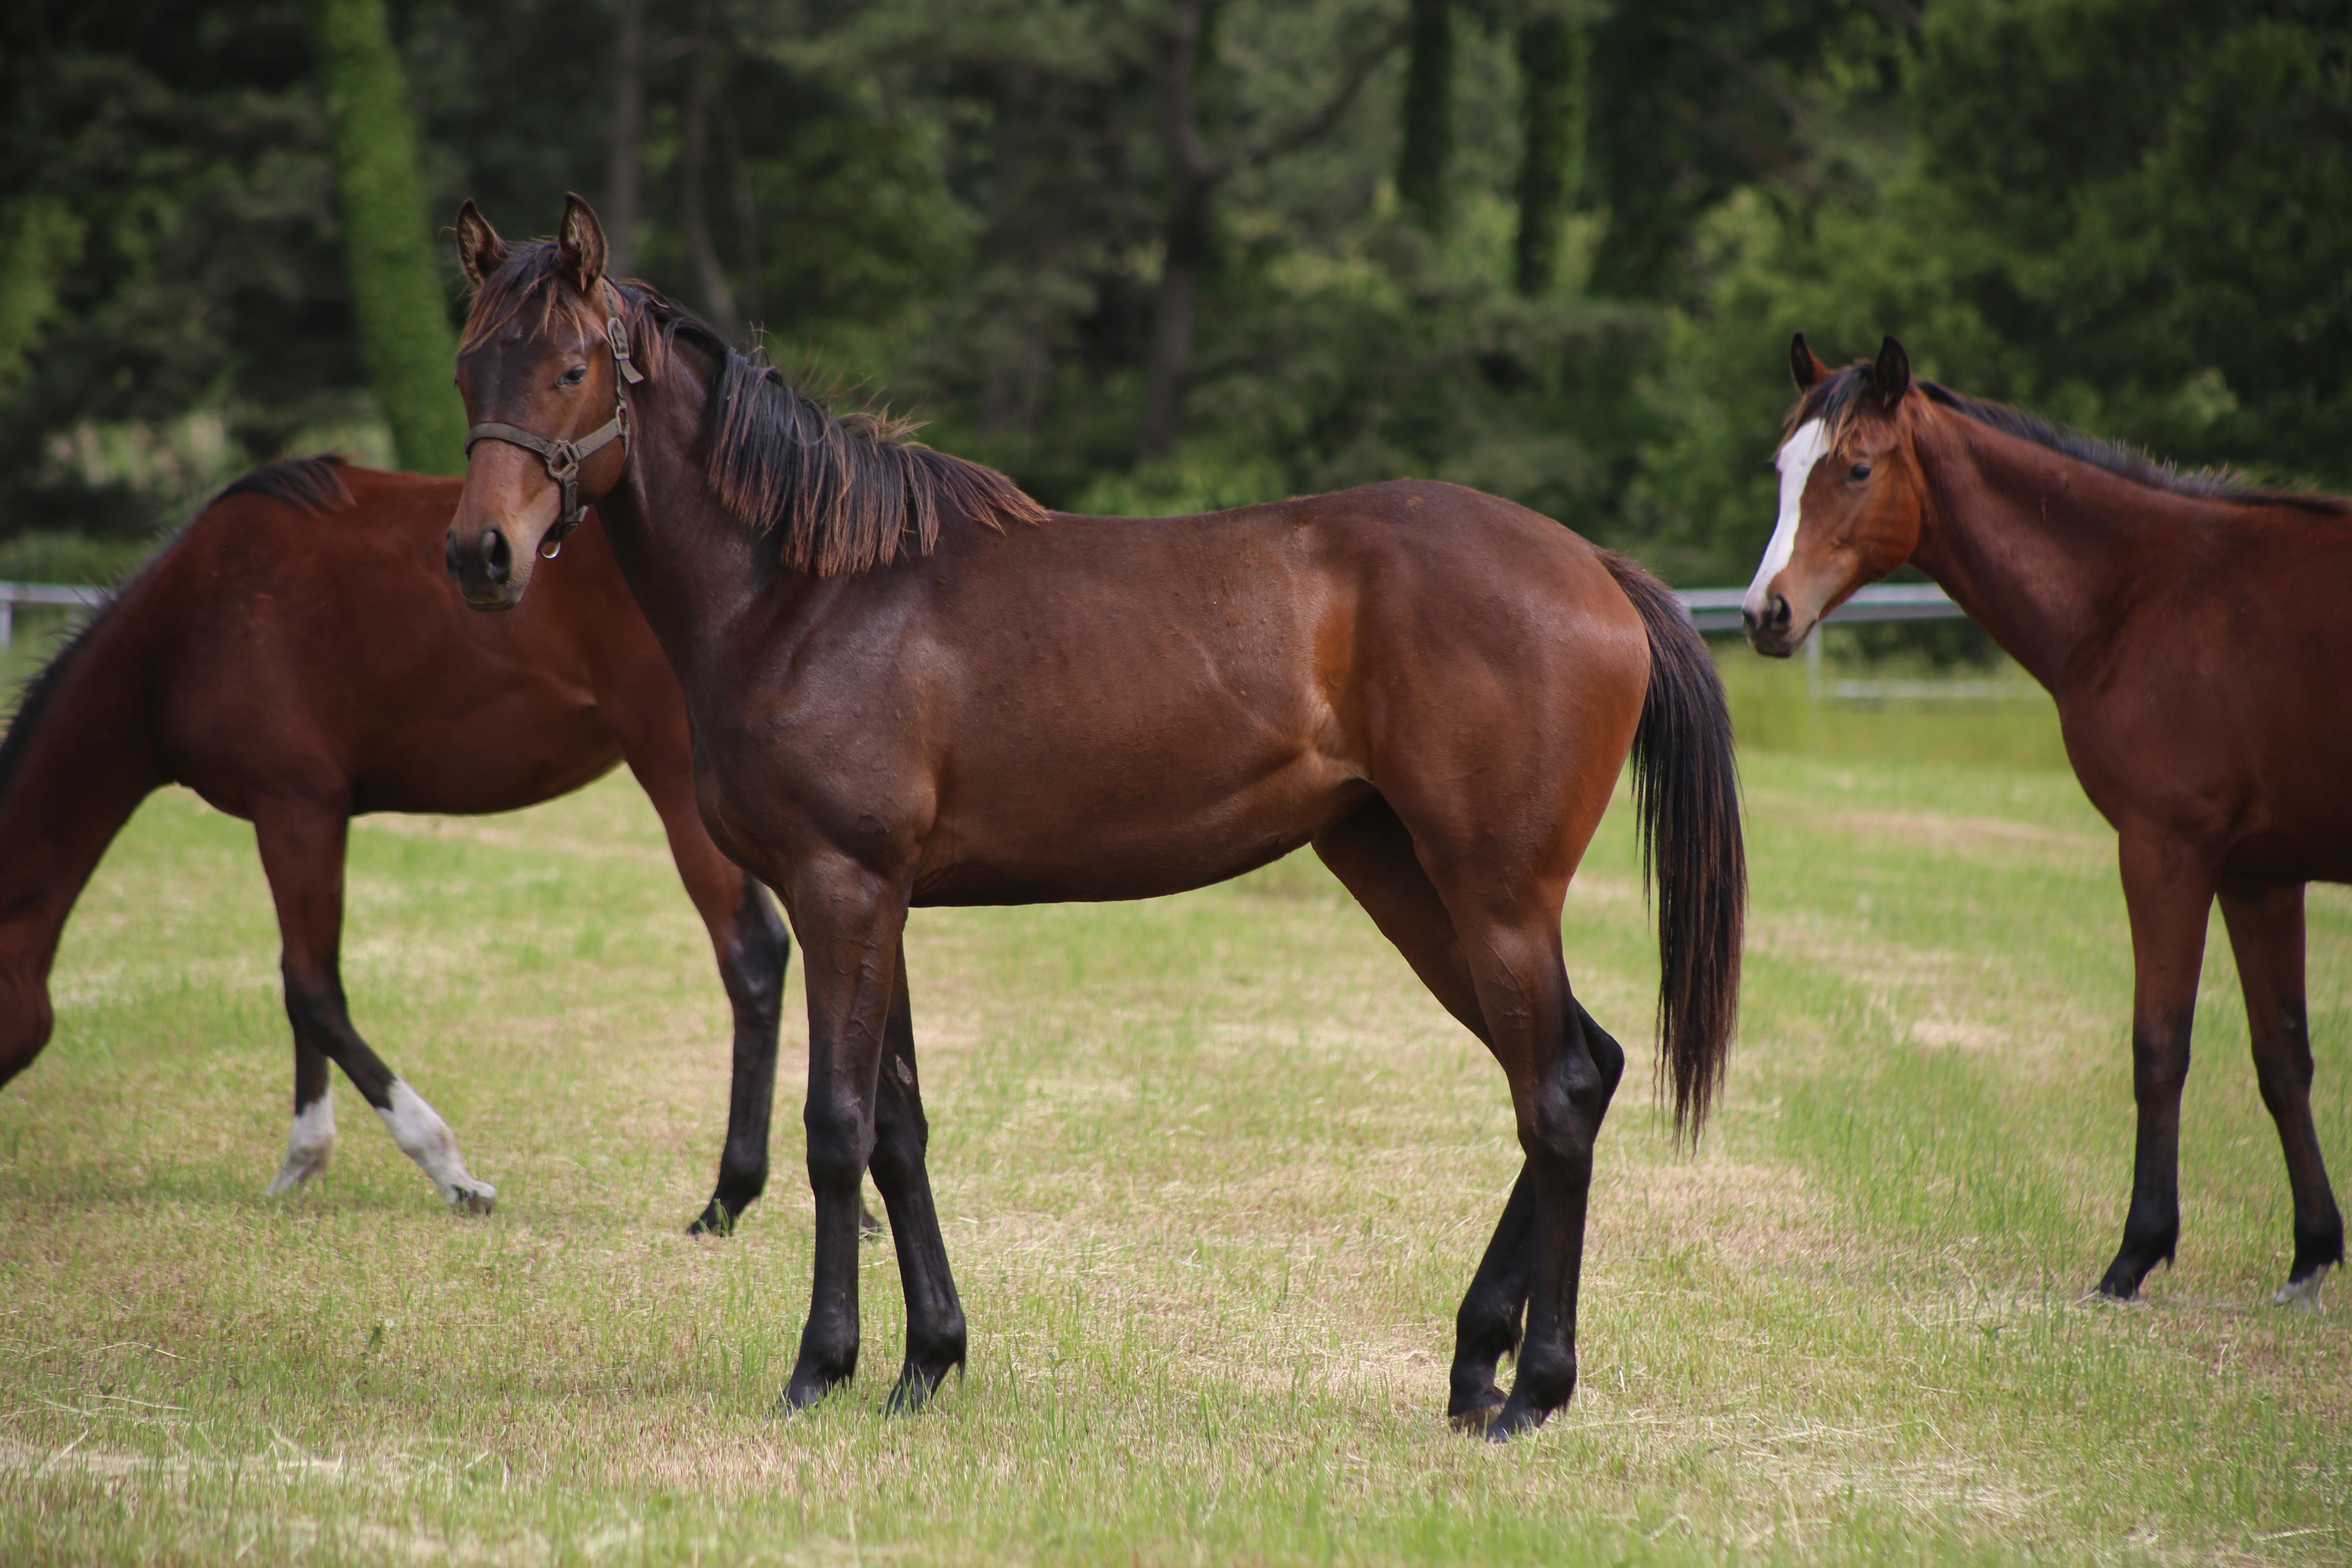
[1596,551,1746,1137]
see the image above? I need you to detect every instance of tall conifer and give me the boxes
[310,0,465,474]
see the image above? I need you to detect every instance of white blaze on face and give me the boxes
[1743,418,1831,621]
[376,1080,497,1213]
[266,1092,338,1195]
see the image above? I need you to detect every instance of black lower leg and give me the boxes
[870,960,965,1412]
[2098,1008,2192,1299]
[1450,1168,1534,1425]
[693,878,788,1235]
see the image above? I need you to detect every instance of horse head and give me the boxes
[1742,334,1929,657]
[446,195,639,610]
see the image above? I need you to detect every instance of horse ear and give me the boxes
[556,193,608,294]
[454,200,508,291]
[1874,335,1912,409]
[1790,332,1830,390]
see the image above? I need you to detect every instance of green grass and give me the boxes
[0,673,2345,1564]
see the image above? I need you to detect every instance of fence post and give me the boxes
[1804,627,1821,701]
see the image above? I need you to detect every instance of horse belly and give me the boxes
[911,735,1371,906]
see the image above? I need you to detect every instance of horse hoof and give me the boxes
[1481,1400,1551,1443]
[860,1202,885,1241]
[265,1149,331,1196]
[1446,1396,1505,1433]
[446,1182,497,1216]
[688,1200,737,1237]
[2274,1264,2331,1313]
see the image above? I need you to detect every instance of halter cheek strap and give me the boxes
[464,284,647,559]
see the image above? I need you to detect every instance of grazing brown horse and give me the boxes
[440,196,1744,1438]
[1744,334,2346,1307]
[0,456,789,1233]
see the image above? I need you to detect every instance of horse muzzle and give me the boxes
[1742,592,1802,659]
[445,523,523,610]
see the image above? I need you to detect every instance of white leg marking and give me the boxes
[2275,1263,2331,1313]
[1742,417,1830,621]
[265,1092,337,1195]
[376,1080,497,1214]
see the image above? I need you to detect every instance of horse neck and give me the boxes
[592,346,784,686]
[0,604,167,985]
[1905,412,2169,692]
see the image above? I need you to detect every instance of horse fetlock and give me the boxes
[2095,1232,2175,1300]
[265,1096,337,1195]
[1511,1342,1579,1412]
[782,1340,858,1412]
[374,1080,494,1212]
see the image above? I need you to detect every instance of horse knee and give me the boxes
[803,1095,873,1190]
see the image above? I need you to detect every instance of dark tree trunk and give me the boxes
[1396,0,1454,234]
[680,0,743,343]
[606,0,645,280]
[1136,2,1406,467]
[1512,12,1586,298]
[1138,0,1214,467]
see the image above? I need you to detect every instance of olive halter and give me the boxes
[464,282,646,559]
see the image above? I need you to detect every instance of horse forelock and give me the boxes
[458,240,674,383]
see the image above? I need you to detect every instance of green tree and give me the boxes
[1511,8,1587,297]
[309,0,463,474]
[1396,0,1455,233]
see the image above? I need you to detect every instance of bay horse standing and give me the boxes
[441,196,1744,1437]
[1744,334,2346,1307]
[0,456,789,1234]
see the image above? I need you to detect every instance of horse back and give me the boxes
[141,465,653,817]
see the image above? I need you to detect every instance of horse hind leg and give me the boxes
[2219,884,2344,1309]
[253,802,495,1214]
[1312,801,1625,1434]
[869,940,966,1411]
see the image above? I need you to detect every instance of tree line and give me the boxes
[1,0,2346,587]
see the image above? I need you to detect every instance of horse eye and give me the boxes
[559,365,588,387]
[1848,462,1873,481]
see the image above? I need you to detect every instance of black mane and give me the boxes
[0,592,126,816]
[1793,363,2348,515]
[213,454,354,515]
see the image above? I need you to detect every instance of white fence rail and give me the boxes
[0,581,109,653]
[4,577,2015,703]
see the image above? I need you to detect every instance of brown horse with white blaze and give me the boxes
[0,457,790,1233]
[441,195,1744,1437]
[1744,333,2346,1307]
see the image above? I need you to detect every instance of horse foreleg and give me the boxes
[266,1040,338,1194]
[253,802,495,1214]
[870,939,967,1411]
[2097,832,2214,1299]
[2219,883,2344,1309]
[780,858,906,1412]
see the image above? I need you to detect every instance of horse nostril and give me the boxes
[1767,595,1793,634]
[479,528,512,584]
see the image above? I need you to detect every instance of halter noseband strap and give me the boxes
[464,283,647,559]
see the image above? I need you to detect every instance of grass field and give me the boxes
[1,647,2347,1564]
